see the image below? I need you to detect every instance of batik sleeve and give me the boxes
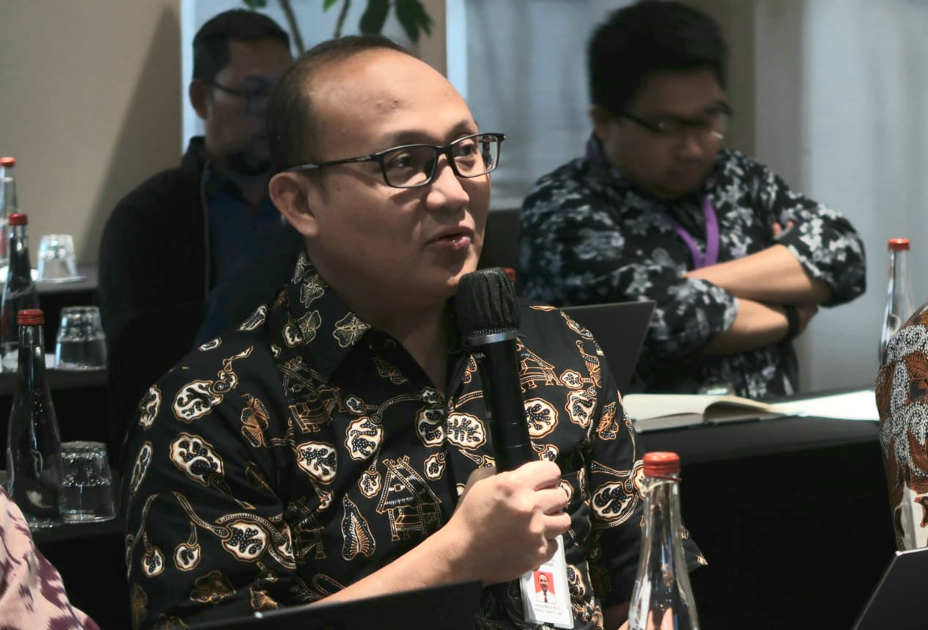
[876,304,928,550]
[581,346,644,607]
[520,175,738,361]
[121,342,298,629]
[0,488,101,630]
[745,156,867,307]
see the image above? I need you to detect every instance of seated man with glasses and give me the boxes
[519,0,866,399]
[122,35,645,630]
[99,10,294,349]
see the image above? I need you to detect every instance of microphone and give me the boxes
[455,268,534,472]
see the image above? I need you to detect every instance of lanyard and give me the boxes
[657,196,720,269]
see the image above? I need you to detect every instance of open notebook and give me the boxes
[622,393,790,432]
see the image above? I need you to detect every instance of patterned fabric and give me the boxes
[0,487,100,630]
[519,143,866,399]
[122,252,644,630]
[876,302,928,549]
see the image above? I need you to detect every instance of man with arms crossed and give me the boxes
[123,36,642,630]
[519,1,866,399]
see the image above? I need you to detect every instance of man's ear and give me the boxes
[270,172,320,239]
[589,105,612,142]
[189,80,210,120]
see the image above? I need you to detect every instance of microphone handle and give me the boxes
[474,338,535,472]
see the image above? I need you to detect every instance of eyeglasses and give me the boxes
[285,133,506,189]
[618,103,733,142]
[205,80,272,116]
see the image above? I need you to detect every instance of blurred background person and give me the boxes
[98,9,294,348]
[519,0,865,399]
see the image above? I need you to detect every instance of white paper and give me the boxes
[773,389,879,421]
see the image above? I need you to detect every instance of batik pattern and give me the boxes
[877,302,928,549]
[0,487,100,630]
[520,145,866,399]
[122,253,643,629]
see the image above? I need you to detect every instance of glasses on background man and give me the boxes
[205,80,274,117]
[618,102,733,143]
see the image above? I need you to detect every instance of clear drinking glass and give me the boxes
[55,306,107,370]
[60,441,116,523]
[37,234,78,282]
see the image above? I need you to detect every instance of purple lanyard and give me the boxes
[657,196,720,269]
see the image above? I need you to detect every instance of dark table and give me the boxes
[29,402,894,630]
[643,413,894,630]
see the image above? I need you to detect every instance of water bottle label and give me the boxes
[519,534,573,628]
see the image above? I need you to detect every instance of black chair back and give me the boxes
[107,301,204,467]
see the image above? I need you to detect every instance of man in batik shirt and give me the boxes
[519,1,866,399]
[876,302,928,550]
[123,36,644,630]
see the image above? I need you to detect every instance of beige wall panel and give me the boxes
[0,1,182,265]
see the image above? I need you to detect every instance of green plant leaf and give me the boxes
[323,0,339,11]
[359,0,391,35]
[395,0,433,43]
[242,0,268,8]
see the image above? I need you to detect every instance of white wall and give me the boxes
[0,1,182,265]
[752,0,928,391]
[461,0,632,209]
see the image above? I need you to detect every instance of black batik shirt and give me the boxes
[122,253,644,630]
[519,144,866,399]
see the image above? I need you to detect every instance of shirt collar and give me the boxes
[283,251,374,380]
[281,252,469,384]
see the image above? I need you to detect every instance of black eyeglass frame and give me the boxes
[204,80,271,115]
[284,132,506,189]
[618,102,734,139]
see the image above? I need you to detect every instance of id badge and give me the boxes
[520,534,573,628]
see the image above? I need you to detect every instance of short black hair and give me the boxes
[587,0,728,115]
[192,9,290,82]
[266,35,410,174]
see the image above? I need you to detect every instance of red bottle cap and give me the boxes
[0,157,15,168]
[889,238,910,251]
[8,213,27,226]
[643,452,681,477]
[16,309,43,326]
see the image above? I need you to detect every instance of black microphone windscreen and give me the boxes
[455,268,520,338]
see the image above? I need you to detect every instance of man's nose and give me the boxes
[674,128,708,159]
[426,156,470,211]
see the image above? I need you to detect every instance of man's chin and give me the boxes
[225,149,272,177]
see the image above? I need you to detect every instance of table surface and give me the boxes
[33,264,98,295]
[0,365,107,395]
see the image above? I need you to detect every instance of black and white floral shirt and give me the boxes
[519,144,866,399]
[122,253,645,630]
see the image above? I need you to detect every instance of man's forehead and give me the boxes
[306,49,473,146]
[309,49,455,102]
[222,38,292,76]
[632,68,725,115]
